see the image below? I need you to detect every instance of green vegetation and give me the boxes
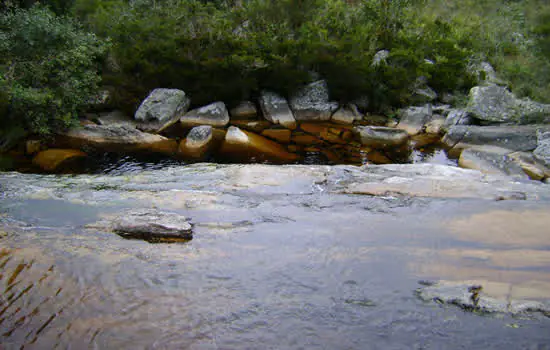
[1,0,549,146]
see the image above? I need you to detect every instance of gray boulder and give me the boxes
[180,101,230,128]
[135,88,191,131]
[372,50,390,67]
[467,61,506,86]
[289,80,338,121]
[258,91,297,130]
[417,281,550,316]
[534,129,550,167]
[112,209,193,243]
[396,104,433,135]
[96,110,138,129]
[354,126,409,148]
[331,104,362,125]
[230,101,258,120]
[179,125,219,160]
[442,125,550,152]
[467,84,550,123]
[442,109,472,132]
[508,151,550,181]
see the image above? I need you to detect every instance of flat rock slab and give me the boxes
[458,147,529,179]
[417,280,550,317]
[353,126,409,148]
[89,209,193,243]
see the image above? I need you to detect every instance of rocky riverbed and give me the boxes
[1,163,550,348]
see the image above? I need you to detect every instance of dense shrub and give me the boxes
[0,5,109,136]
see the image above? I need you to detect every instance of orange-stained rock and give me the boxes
[410,134,441,149]
[320,148,343,163]
[300,122,353,134]
[291,134,324,145]
[261,129,292,143]
[32,149,87,172]
[178,125,223,160]
[230,120,272,133]
[220,126,300,163]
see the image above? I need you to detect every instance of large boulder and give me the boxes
[331,104,362,125]
[534,129,550,167]
[178,125,223,161]
[135,88,190,132]
[259,91,297,129]
[95,110,138,129]
[508,151,550,181]
[180,101,230,128]
[353,126,409,148]
[442,125,550,152]
[396,104,433,135]
[289,80,338,121]
[467,84,550,124]
[457,146,529,179]
[220,126,299,163]
[442,109,472,132]
[32,149,87,172]
[56,125,178,156]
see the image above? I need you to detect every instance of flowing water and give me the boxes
[0,163,549,349]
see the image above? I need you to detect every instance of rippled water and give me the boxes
[1,164,549,349]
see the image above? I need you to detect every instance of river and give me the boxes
[1,163,549,349]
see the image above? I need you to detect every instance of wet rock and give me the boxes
[230,101,258,120]
[300,123,353,145]
[331,104,361,125]
[135,88,191,132]
[442,125,550,152]
[32,149,87,172]
[112,209,192,243]
[259,91,297,129]
[25,140,43,155]
[56,125,178,156]
[424,116,446,135]
[289,80,338,121]
[396,105,433,135]
[291,133,324,145]
[261,129,292,143]
[180,101,230,128]
[340,163,550,200]
[417,281,550,316]
[179,125,221,160]
[467,84,550,124]
[220,126,299,163]
[458,146,529,179]
[354,126,409,148]
[534,129,550,167]
[508,151,550,181]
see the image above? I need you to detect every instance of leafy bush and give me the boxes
[0,5,109,136]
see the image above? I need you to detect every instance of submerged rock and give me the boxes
[220,126,299,163]
[32,149,87,172]
[135,88,191,132]
[353,126,409,148]
[110,209,193,243]
[417,280,550,317]
[178,125,222,161]
[259,91,297,129]
[289,80,338,121]
[180,101,230,128]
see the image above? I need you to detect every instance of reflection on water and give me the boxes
[1,169,550,348]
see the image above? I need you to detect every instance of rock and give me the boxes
[458,146,529,179]
[300,123,353,144]
[230,101,258,120]
[111,209,192,243]
[331,104,361,125]
[261,129,292,143]
[467,61,506,86]
[396,105,433,135]
[291,134,324,145]
[353,126,409,148]
[230,120,272,133]
[417,280,550,316]
[180,101,230,128]
[442,109,472,132]
[259,91,297,130]
[96,110,138,129]
[289,80,338,121]
[135,88,191,132]
[442,125,549,152]
[32,149,87,172]
[534,130,550,167]
[178,125,219,160]
[467,84,550,124]
[424,116,446,135]
[340,163,549,200]
[508,151,550,181]
[56,125,178,156]
[25,140,43,155]
[372,50,390,67]
[220,126,299,163]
